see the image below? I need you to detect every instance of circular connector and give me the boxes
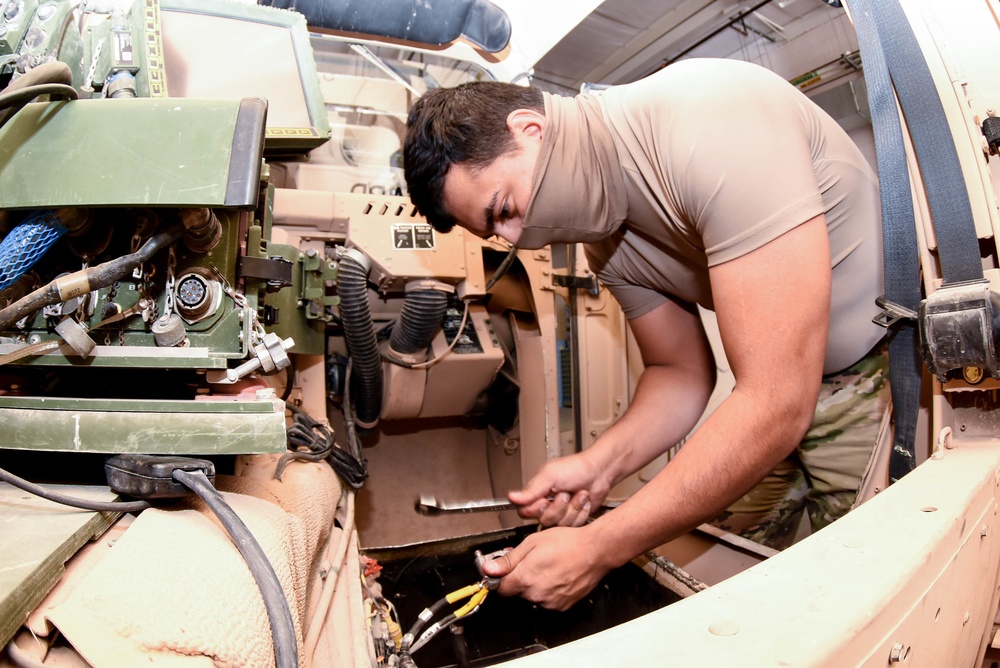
[174,269,221,324]
[152,313,187,347]
[177,273,208,310]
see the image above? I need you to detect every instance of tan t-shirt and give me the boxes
[577,60,885,374]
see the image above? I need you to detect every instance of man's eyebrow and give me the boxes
[483,191,498,232]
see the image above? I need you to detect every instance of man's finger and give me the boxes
[485,546,530,597]
[508,473,556,506]
[516,497,550,519]
[482,548,518,577]
[538,491,572,526]
[566,491,591,527]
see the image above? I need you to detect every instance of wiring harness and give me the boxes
[397,548,509,665]
[276,403,367,489]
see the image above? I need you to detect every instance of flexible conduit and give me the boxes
[388,289,449,358]
[337,248,382,430]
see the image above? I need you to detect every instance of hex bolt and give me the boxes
[226,333,294,382]
[889,642,908,663]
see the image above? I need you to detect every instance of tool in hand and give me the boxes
[474,548,511,591]
[415,494,618,516]
[400,549,511,657]
[415,494,518,515]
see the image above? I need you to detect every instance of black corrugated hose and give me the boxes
[388,289,449,357]
[337,249,383,431]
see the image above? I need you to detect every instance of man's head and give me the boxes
[404,81,545,245]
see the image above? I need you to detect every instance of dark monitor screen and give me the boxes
[159,0,330,153]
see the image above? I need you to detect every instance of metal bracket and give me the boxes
[551,273,599,296]
[237,255,293,290]
[301,249,339,321]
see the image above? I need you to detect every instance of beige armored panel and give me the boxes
[345,195,468,291]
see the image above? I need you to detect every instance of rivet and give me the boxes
[963,366,985,384]
[708,621,739,637]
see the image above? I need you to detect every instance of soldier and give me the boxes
[404,58,888,610]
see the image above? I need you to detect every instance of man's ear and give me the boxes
[506,108,546,139]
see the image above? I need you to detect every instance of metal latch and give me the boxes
[237,256,293,290]
[551,273,599,295]
[301,248,339,321]
[872,295,917,328]
[918,280,1000,382]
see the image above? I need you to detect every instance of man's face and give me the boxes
[441,109,545,246]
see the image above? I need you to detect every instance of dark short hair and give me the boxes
[404,81,544,233]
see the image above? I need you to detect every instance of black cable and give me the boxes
[0,467,151,513]
[341,360,365,463]
[0,225,183,329]
[663,0,775,66]
[0,83,79,109]
[0,83,78,130]
[404,595,453,648]
[171,468,298,668]
[0,61,73,129]
[485,244,518,291]
[277,404,367,489]
[280,363,295,402]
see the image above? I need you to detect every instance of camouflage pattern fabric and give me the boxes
[711,343,889,550]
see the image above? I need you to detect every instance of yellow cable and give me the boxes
[444,582,482,604]
[454,588,488,618]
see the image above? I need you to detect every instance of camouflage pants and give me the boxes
[711,343,890,550]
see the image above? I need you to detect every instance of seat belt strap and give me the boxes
[848,0,923,481]
[869,1,983,286]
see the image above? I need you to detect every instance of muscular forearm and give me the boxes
[586,362,714,488]
[585,383,815,569]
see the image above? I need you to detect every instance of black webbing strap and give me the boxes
[870,1,983,285]
[847,0,983,481]
[849,0,919,481]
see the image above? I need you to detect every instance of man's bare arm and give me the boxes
[512,294,717,526]
[585,214,831,566]
[486,215,832,609]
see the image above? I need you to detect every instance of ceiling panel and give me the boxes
[531,0,850,93]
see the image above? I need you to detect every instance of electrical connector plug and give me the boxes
[104,454,216,500]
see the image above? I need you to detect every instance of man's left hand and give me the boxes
[481,526,612,611]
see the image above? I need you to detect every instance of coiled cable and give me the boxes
[275,404,367,489]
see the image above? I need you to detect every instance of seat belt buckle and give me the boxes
[873,296,917,328]
[918,280,1000,382]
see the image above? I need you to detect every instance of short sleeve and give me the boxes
[655,61,826,266]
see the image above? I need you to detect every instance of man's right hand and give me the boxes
[510,451,613,527]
